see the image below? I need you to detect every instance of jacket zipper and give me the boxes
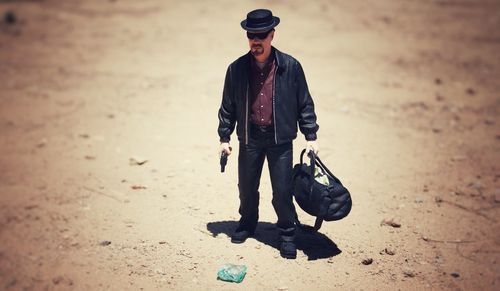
[272,67,278,144]
[245,83,249,145]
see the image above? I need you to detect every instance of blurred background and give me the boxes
[0,0,499,290]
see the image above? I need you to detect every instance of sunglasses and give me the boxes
[246,30,273,40]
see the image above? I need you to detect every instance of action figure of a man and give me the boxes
[217,9,320,259]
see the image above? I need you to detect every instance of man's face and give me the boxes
[247,29,274,58]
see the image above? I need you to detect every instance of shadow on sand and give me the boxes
[206,220,341,260]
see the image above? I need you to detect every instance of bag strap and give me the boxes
[295,215,323,232]
[300,149,316,193]
[313,217,323,231]
[299,148,310,165]
[299,148,316,173]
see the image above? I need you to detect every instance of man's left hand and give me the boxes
[306,140,319,156]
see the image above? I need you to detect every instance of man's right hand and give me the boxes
[219,142,232,156]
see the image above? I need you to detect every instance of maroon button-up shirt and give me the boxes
[249,55,276,126]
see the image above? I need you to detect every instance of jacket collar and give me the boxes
[272,46,283,70]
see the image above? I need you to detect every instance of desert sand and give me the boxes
[0,0,499,290]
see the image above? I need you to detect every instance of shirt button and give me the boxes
[261,118,264,121]
[260,82,263,85]
[260,105,263,108]
[260,93,263,95]
[260,73,264,76]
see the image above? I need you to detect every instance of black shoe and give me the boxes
[280,241,297,259]
[231,228,254,244]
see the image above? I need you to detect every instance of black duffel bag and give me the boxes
[292,149,352,231]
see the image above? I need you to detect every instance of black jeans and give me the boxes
[237,124,297,238]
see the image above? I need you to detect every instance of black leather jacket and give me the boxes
[217,46,319,145]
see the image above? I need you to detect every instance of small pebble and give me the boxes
[4,11,16,24]
[381,218,401,228]
[52,276,64,285]
[384,248,395,255]
[403,269,415,278]
[466,88,475,96]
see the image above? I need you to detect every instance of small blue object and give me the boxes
[217,264,247,283]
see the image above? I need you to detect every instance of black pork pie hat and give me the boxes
[241,9,280,32]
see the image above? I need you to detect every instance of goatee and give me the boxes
[251,45,264,56]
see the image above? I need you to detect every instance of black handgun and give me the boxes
[220,147,232,173]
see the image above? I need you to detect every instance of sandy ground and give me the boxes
[0,0,499,290]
